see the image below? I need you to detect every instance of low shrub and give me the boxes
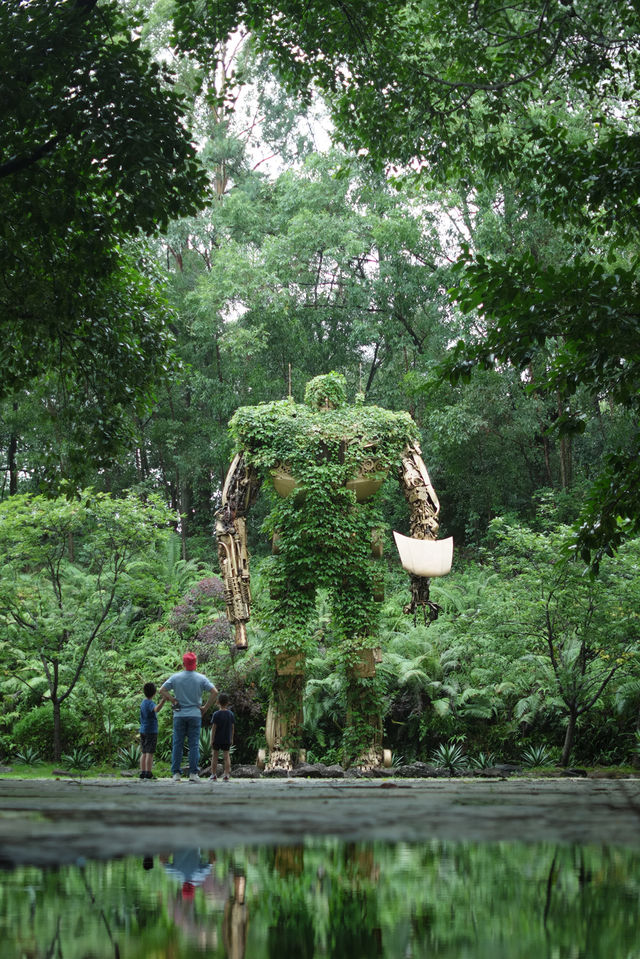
[13,705,83,760]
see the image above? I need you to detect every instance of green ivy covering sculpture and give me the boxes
[215,373,452,770]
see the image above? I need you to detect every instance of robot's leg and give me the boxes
[262,659,306,771]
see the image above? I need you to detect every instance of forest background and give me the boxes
[1,0,639,772]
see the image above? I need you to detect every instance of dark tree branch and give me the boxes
[0,134,66,179]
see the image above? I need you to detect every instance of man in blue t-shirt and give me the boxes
[159,652,218,782]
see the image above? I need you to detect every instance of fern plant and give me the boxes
[156,742,172,763]
[198,728,212,766]
[430,741,467,772]
[117,743,141,769]
[521,744,556,768]
[61,746,94,770]
[469,751,497,769]
[14,745,43,766]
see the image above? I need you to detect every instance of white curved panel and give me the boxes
[393,532,454,577]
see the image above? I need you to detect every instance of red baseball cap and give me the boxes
[183,651,197,671]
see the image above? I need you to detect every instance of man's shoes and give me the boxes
[189,773,201,782]
[139,772,146,779]
[172,773,181,782]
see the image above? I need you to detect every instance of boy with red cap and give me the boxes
[159,652,218,782]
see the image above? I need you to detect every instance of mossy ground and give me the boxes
[1,761,638,780]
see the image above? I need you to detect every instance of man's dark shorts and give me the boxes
[140,733,158,754]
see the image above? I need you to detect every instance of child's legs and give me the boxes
[211,748,219,773]
[222,749,231,775]
[141,733,157,772]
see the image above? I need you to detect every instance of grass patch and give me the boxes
[0,760,173,780]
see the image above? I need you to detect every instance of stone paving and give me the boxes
[1,776,639,867]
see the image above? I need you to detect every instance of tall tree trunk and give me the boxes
[634,707,640,769]
[541,435,553,486]
[559,434,572,490]
[135,425,149,482]
[557,395,573,489]
[527,366,553,486]
[8,401,18,494]
[561,707,578,767]
[180,479,193,560]
[52,698,62,761]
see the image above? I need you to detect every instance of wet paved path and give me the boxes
[1,777,639,866]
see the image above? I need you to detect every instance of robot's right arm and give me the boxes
[215,453,262,649]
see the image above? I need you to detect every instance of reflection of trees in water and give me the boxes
[266,845,314,959]
[261,842,382,959]
[2,841,640,957]
[327,843,382,959]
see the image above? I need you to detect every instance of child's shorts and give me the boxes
[140,733,158,754]
[213,742,231,751]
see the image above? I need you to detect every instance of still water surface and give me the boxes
[1,839,639,958]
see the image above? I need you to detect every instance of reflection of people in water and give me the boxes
[153,849,249,958]
[163,847,213,891]
[159,849,219,950]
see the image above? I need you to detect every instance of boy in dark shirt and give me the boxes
[139,682,166,779]
[209,692,235,781]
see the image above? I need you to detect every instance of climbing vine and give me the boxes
[230,396,419,479]
[228,374,420,763]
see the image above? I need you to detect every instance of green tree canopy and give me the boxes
[0,489,173,758]
[1,0,208,466]
[168,1,640,563]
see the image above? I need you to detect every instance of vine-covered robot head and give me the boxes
[304,372,348,410]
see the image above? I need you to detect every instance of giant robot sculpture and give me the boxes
[215,373,453,770]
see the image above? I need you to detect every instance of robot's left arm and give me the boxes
[398,441,448,621]
[399,441,440,541]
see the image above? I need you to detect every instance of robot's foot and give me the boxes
[352,748,393,771]
[266,749,294,771]
[258,748,299,772]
